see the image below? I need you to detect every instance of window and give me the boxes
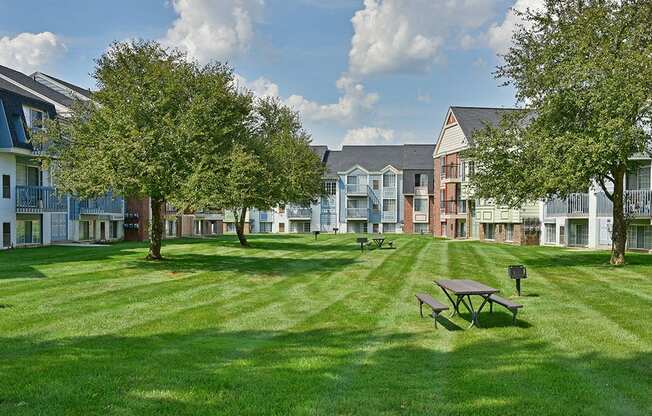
[414,223,429,234]
[414,198,427,213]
[324,180,337,195]
[166,220,176,237]
[506,224,514,242]
[383,174,396,188]
[226,223,236,233]
[484,223,495,240]
[372,223,379,233]
[383,223,396,233]
[347,175,358,185]
[17,219,41,245]
[79,221,90,240]
[2,175,9,199]
[194,220,202,234]
[372,179,380,190]
[545,223,556,244]
[628,225,652,249]
[29,108,45,130]
[260,222,272,233]
[110,221,119,239]
[415,173,428,187]
[372,202,379,212]
[383,199,396,212]
[2,223,10,248]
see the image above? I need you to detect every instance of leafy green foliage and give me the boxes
[184,97,325,246]
[465,0,652,264]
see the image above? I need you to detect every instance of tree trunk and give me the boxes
[147,197,164,260]
[610,166,627,265]
[235,208,249,247]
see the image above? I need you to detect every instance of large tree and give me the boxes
[38,41,200,260]
[185,97,325,247]
[465,0,652,265]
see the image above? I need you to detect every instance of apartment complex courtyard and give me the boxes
[0,235,649,415]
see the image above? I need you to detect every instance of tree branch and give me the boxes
[598,177,614,201]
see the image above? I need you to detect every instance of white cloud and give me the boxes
[163,0,264,63]
[487,0,545,55]
[348,0,496,76]
[0,32,65,74]
[342,126,397,146]
[286,76,379,123]
[236,73,379,124]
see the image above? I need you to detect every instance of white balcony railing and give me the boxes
[415,186,428,195]
[382,211,397,222]
[287,207,312,219]
[347,207,368,219]
[597,190,652,217]
[346,184,368,194]
[544,193,589,217]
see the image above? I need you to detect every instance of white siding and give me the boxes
[435,124,467,157]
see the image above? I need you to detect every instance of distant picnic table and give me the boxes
[372,237,385,248]
[434,279,499,328]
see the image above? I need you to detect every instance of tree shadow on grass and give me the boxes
[0,329,648,415]
[122,253,358,278]
[519,249,652,269]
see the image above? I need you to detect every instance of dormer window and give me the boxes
[25,108,46,131]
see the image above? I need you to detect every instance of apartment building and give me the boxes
[0,65,124,248]
[433,106,540,245]
[242,144,435,234]
[541,156,652,250]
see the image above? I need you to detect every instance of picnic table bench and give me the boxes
[434,279,499,328]
[415,293,449,328]
[488,294,523,324]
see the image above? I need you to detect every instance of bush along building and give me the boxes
[0,64,125,248]
[242,144,436,234]
[433,106,541,245]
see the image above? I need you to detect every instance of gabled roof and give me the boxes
[323,144,436,175]
[0,65,74,109]
[310,145,329,163]
[31,72,94,100]
[450,106,521,143]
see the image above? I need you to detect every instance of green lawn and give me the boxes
[0,235,650,415]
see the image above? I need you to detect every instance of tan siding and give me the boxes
[435,124,467,157]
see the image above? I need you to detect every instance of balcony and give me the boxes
[415,186,428,196]
[382,211,397,222]
[443,200,467,216]
[597,190,652,217]
[287,207,312,219]
[382,186,397,197]
[16,186,67,213]
[346,184,368,195]
[544,193,589,217]
[441,164,462,183]
[79,193,124,215]
[347,207,368,219]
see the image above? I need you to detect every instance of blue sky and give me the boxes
[0,0,531,148]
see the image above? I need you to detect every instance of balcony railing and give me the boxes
[79,193,124,215]
[443,200,466,215]
[346,184,368,195]
[382,186,397,197]
[597,190,652,217]
[16,186,68,213]
[382,211,397,222]
[347,207,368,219]
[544,193,589,217]
[441,164,462,181]
[287,207,312,219]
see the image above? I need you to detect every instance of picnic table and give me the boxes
[434,279,499,328]
[372,237,385,248]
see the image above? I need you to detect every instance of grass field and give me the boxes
[0,234,650,415]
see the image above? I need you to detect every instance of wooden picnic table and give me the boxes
[434,279,499,328]
[372,237,385,248]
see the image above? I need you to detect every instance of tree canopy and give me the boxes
[465,0,652,265]
[183,96,325,246]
